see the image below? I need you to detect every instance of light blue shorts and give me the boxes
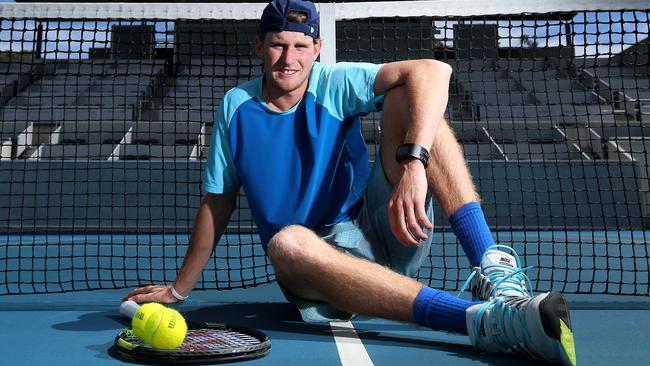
[284,152,434,322]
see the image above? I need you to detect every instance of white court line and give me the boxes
[330,321,374,366]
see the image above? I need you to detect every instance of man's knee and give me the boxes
[267,225,316,275]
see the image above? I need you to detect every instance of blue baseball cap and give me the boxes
[259,0,319,38]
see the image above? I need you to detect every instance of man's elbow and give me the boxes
[422,59,452,79]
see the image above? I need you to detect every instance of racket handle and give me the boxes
[120,300,141,319]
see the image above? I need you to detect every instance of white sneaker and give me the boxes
[461,245,532,300]
[466,291,576,366]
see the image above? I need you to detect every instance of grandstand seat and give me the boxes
[54,121,133,145]
[130,121,202,146]
[113,144,198,160]
[29,143,118,160]
[500,142,585,160]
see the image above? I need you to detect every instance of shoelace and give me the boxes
[459,245,534,298]
[484,264,533,298]
[473,296,536,357]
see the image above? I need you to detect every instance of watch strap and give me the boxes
[395,143,430,168]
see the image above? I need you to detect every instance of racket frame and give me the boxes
[114,321,271,365]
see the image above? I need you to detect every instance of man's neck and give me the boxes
[262,82,307,112]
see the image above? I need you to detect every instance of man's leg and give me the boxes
[268,224,472,334]
[376,86,574,364]
[380,88,477,217]
[380,85,494,268]
[268,225,576,365]
[380,86,531,301]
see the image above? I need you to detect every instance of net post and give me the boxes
[318,3,337,64]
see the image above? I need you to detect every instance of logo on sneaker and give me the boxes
[499,257,513,267]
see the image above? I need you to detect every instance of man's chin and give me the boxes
[271,81,304,94]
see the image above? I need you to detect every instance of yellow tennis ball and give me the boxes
[132,303,187,350]
[131,303,164,337]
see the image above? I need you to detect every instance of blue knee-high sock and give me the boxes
[413,287,478,334]
[449,202,495,267]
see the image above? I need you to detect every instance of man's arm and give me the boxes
[373,59,453,245]
[124,191,238,303]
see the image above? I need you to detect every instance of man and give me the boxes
[125,1,576,364]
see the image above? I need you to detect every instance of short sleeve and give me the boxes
[311,62,384,120]
[203,101,241,194]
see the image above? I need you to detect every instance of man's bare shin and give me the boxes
[426,119,480,217]
[379,85,480,218]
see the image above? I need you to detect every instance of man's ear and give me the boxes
[313,39,322,60]
[255,35,264,58]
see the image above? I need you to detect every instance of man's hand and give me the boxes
[387,159,433,246]
[123,285,180,304]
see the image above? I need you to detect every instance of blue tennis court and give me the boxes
[1,283,649,365]
[1,232,649,365]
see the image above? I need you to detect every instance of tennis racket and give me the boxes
[114,300,271,365]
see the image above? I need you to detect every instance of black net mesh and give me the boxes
[1,6,649,295]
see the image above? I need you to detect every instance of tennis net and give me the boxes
[1,1,649,296]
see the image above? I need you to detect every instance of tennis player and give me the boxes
[125,0,575,364]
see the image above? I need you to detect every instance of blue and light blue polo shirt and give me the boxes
[204,62,383,247]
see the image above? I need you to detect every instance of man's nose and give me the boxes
[280,46,297,63]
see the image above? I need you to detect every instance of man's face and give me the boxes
[256,31,321,97]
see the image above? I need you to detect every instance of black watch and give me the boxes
[395,143,430,169]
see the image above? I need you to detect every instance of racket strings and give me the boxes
[125,329,261,351]
[123,329,261,349]
[123,329,263,352]
[179,329,261,350]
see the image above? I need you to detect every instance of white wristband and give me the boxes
[170,285,189,301]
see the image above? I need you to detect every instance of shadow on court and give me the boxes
[52,311,130,331]
[185,303,545,366]
[49,301,547,365]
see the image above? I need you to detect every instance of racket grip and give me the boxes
[120,300,141,319]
